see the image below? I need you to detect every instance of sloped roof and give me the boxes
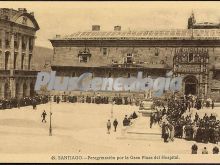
[52,29,220,41]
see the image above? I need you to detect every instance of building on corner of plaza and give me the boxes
[49,12,220,101]
[0,8,40,99]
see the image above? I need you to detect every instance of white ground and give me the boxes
[0,102,220,155]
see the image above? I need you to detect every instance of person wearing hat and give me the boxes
[191,144,198,154]
[214,125,219,144]
[213,146,219,154]
[113,119,118,132]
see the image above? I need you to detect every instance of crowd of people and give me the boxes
[149,94,218,144]
[0,95,49,110]
[191,145,219,154]
[106,111,138,134]
[54,94,142,106]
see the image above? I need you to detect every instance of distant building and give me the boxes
[50,15,220,100]
[0,8,40,99]
[188,11,220,29]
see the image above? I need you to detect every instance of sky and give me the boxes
[1,1,220,48]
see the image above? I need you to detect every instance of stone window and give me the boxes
[79,56,88,63]
[126,53,133,64]
[102,48,107,56]
[155,48,159,56]
[78,49,91,63]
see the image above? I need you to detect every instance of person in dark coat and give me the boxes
[195,113,199,122]
[41,110,47,123]
[164,124,170,143]
[123,115,129,126]
[113,119,118,132]
[191,144,198,154]
[212,100,215,109]
[161,122,166,138]
[132,111,138,119]
[213,146,219,154]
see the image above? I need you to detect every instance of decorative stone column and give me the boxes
[18,34,22,70]
[30,37,35,70]
[25,36,29,70]
[9,77,16,98]
[10,33,14,69]
[1,30,5,70]
[18,81,23,98]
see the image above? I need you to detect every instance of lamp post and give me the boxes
[49,95,52,136]
[111,100,115,118]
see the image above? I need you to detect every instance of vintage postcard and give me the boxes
[0,1,220,163]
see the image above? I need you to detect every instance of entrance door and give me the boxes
[184,76,198,95]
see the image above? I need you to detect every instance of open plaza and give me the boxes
[0,102,219,155]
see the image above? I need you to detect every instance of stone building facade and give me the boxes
[0,8,40,99]
[50,19,220,100]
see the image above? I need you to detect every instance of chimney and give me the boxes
[92,25,100,31]
[114,26,121,31]
[56,34,61,38]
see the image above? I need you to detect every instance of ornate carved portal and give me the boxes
[173,48,209,99]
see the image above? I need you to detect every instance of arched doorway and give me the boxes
[184,76,198,95]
